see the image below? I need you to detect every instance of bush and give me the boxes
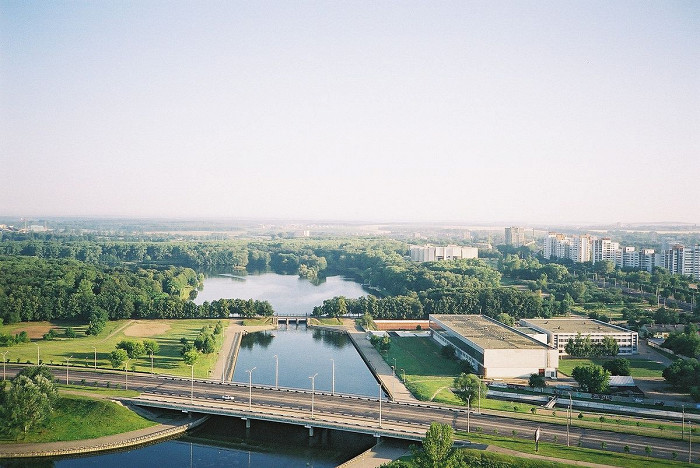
[64,327,77,338]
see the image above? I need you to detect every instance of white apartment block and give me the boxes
[520,318,639,355]
[505,227,526,248]
[542,231,700,280]
[409,244,478,262]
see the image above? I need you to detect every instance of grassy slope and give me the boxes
[1,319,226,378]
[0,394,156,443]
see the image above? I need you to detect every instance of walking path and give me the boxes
[337,439,412,468]
[346,330,417,402]
[212,320,276,382]
[0,409,209,459]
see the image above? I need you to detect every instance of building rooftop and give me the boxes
[523,318,634,335]
[430,315,549,350]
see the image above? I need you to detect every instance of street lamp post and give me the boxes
[682,405,685,441]
[189,364,194,402]
[1,351,8,381]
[274,355,279,390]
[309,373,318,419]
[125,358,130,390]
[478,377,481,414]
[401,368,405,383]
[378,383,382,428]
[246,367,256,411]
[567,393,571,446]
[467,396,471,433]
[65,356,72,385]
[92,347,97,370]
[391,365,395,397]
[150,352,154,374]
[690,421,693,464]
[36,343,40,365]
[330,359,335,396]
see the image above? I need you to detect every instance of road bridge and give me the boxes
[1,365,697,464]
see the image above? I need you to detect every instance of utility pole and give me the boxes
[378,383,382,428]
[1,351,8,381]
[274,354,279,390]
[467,396,470,433]
[65,356,72,385]
[309,373,318,419]
[92,346,97,370]
[330,358,335,396]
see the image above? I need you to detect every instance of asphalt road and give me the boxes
[3,365,697,463]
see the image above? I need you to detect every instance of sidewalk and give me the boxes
[0,409,208,459]
[347,331,417,402]
[337,439,412,468]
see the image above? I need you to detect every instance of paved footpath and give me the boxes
[0,408,208,459]
[337,439,412,468]
[346,330,417,402]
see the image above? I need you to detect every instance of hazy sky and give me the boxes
[1,1,698,224]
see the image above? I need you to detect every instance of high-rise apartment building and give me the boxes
[592,238,620,264]
[505,227,526,248]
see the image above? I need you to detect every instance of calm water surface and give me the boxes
[232,326,381,397]
[193,272,367,315]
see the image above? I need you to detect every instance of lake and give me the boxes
[193,272,367,315]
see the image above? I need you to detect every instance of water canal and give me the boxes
[27,273,379,467]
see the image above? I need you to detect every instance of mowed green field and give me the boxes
[0,319,227,378]
[558,357,666,378]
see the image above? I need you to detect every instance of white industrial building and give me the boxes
[429,314,558,378]
[409,245,478,262]
[519,318,639,355]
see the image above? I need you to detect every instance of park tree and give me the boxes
[453,373,487,403]
[116,339,146,359]
[183,349,199,366]
[572,364,610,394]
[0,367,57,436]
[603,358,631,376]
[109,349,128,369]
[411,422,456,468]
[143,339,160,356]
[528,373,547,389]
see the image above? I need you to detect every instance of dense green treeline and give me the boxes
[0,256,272,328]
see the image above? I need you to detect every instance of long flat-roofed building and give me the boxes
[519,318,638,355]
[429,314,558,378]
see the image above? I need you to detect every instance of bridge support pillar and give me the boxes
[305,425,313,437]
[245,418,251,429]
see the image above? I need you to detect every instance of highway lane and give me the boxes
[3,365,696,462]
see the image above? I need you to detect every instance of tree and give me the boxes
[109,349,128,369]
[572,364,610,394]
[662,358,700,395]
[528,373,546,389]
[600,336,619,356]
[603,358,630,376]
[116,339,146,359]
[411,422,456,468]
[496,312,515,326]
[0,368,57,436]
[183,349,199,366]
[453,373,487,403]
[143,339,159,356]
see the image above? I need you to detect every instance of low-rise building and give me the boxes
[429,314,558,378]
[519,318,638,355]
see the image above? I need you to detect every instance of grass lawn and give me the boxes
[0,394,156,443]
[457,431,693,468]
[309,317,343,326]
[384,336,464,377]
[1,319,228,378]
[558,357,666,378]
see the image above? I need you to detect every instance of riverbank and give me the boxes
[0,407,209,459]
[211,319,276,382]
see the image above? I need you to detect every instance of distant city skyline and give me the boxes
[1,2,698,224]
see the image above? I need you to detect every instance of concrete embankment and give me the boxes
[336,439,412,468]
[224,332,242,382]
[346,331,416,402]
[0,414,209,459]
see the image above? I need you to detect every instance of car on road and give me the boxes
[222,395,234,401]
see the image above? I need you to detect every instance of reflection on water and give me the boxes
[233,326,379,397]
[193,272,367,315]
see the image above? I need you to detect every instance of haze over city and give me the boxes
[1,2,698,224]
